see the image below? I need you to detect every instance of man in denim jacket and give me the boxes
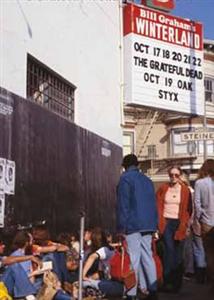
[117,154,158,300]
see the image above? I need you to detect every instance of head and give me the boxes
[84,229,92,242]
[122,154,138,170]
[57,232,71,247]
[105,232,113,244]
[91,227,108,252]
[168,166,183,185]
[70,232,79,242]
[32,226,50,246]
[198,159,214,179]
[66,249,79,271]
[12,231,31,251]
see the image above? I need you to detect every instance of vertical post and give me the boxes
[78,211,85,300]
[119,0,124,127]
[203,96,207,161]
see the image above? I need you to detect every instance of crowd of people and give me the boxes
[117,155,214,300]
[0,155,213,300]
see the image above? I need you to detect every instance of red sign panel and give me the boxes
[124,4,203,50]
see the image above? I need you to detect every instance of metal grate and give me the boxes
[27,54,76,121]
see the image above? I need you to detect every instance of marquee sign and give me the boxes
[123,3,204,115]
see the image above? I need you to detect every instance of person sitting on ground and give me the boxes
[10,231,36,280]
[0,235,42,299]
[32,225,69,285]
[82,227,124,297]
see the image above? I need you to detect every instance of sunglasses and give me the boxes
[169,173,180,178]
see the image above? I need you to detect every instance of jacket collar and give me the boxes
[125,166,139,172]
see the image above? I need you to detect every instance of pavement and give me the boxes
[159,279,213,300]
[105,279,213,300]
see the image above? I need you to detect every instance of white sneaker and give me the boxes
[26,295,36,300]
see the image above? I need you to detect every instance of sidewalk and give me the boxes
[103,279,212,300]
[159,279,213,300]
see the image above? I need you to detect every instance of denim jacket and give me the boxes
[116,166,158,234]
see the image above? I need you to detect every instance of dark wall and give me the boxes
[0,88,122,235]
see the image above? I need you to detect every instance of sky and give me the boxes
[172,0,214,40]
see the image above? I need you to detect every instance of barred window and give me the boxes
[204,77,214,103]
[147,144,157,159]
[27,54,76,121]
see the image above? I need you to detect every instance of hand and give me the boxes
[153,231,160,240]
[83,276,91,281]
[56,243,69,252]
[31,255,42,268]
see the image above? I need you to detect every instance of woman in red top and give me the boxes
[156,166,191,293]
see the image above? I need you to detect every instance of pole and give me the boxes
[203,95,207,161]
[78,211,85,300]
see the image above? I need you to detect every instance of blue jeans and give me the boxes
[126,232,157,296]
[163,219,184,279]
[1,263,37,298]
[98,279,124,297]
[183,234,194,274]
[83,279,123,297]
[192,234,207,268]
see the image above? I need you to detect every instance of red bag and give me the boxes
[109,244,136,290]
[152,239,163,285]
[110,247,131,281]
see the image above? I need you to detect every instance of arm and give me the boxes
[35,243,69,254]
[156,186,166,235]
[82,252,99,280]
[194,180,203,221]
[116,177,131,233]
[2,255,41,267]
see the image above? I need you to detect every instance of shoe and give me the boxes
[138,288,150,299]
[160,283,175,293]
[25,295,36,300]
[183,272,194,280]
[146,292,159,300]
[195,267,207,284]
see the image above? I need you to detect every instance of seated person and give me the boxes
[82,227,124,297]
[32,225,69,285]
[0,236,41,299]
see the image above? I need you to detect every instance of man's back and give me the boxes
[117,166,158,234]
